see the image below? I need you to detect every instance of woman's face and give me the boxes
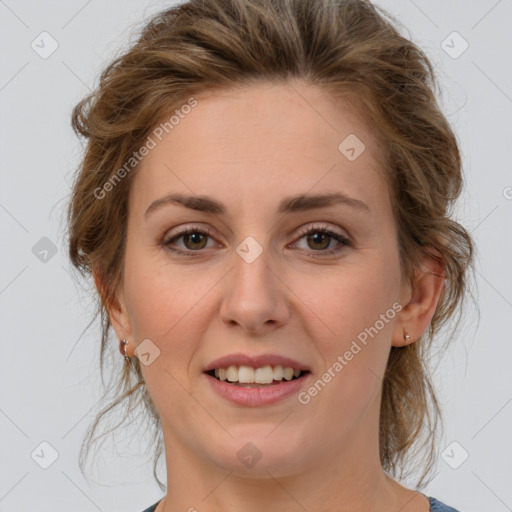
[112,81,413,477]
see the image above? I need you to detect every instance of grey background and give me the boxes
[1,0,511,511]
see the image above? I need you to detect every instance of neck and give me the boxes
[156,418,403,512]
[154,383,427,512]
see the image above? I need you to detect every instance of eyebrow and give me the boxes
[144,192,371,218]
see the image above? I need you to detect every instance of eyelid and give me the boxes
[163,222,348,243]
[162,224,221,250]
[293,222,349,240]
[162,221,352,256]
[290,222,353,255]
[163,223,218,240]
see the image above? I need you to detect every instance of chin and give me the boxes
[207,427,310,478]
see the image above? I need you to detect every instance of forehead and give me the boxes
[130,81,390,218]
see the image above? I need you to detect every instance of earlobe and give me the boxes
[392,247,446,348]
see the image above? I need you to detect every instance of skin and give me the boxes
[101,80,445,512]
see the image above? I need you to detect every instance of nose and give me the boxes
[219,245,290,335]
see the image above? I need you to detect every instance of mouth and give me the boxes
[202,353,312,405]
[204,365,311,387]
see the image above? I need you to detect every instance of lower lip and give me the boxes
[204,372,310,407]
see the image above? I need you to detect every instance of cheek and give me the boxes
[293,262,400,430]
[122,246,216,357]
[305,261,399,341]
[123,258,173,339]
[294,250,401,387]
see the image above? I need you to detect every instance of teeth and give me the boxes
[210,364,304,384]
[255,365,274,384]
[283,367,294,381]
[273,364,283,380]
[238,366,255,383]
[226,365,238,382]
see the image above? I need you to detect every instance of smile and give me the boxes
[204,368,311,406]
[206,364,308,386]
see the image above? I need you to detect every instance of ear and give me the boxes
[93,266,134,357]
[392,247,446,347]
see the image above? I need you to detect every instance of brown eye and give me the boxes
[181,231,208,250]
[292,224,352,257]
[305,231,332,251]
[163,227,217,255]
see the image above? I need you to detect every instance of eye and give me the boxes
[163,226,219,256]
[291,223,352,256]
[162,223,352,257]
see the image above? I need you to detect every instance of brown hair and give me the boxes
[67,0,475,491]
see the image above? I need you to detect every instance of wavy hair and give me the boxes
[67,0,475,491]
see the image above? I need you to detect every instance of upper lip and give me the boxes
[204,353,311,372]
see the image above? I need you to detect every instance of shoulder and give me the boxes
[140,501,161,512]
[141,497,464,512]
[427,496,462,512]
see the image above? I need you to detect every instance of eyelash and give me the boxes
[162,223,352,258]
